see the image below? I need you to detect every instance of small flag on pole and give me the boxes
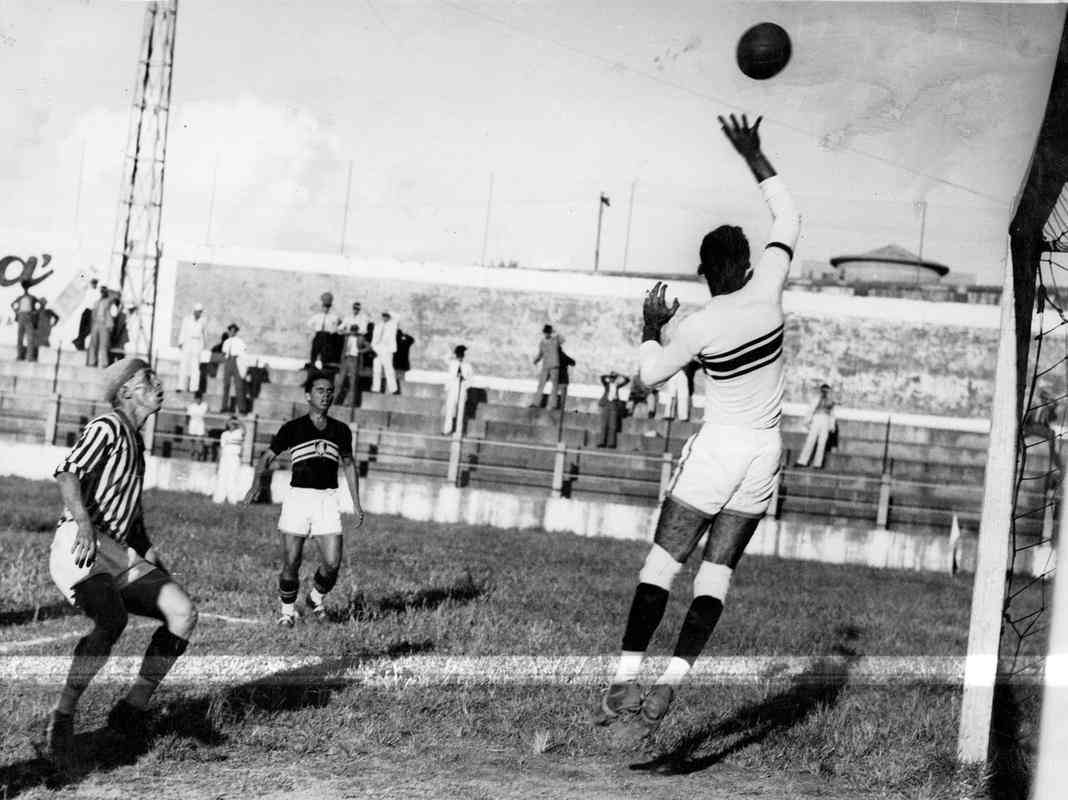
[949,512,961,575]
[600,193,611,207]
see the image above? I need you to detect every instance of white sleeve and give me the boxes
[639,312,706,389]
[755,176,801,288]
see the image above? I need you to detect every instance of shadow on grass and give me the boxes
[0,640,434,799]
[0,602,79,627]
[985,678,1041,800]
[333,570,489,623]
[630,655,858,776]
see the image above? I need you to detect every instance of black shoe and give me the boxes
[106,700,148,739]
[611,684,674,748]
[589,681,643,726]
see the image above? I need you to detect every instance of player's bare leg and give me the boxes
[594,498,710,727]
[306,534,343,621]
[108,572,198,735]
[613,510,761,749]
[279,533,308,626]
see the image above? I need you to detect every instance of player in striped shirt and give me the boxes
[46,358,199,767]
[594,114,802,747]
[244,370,365,626]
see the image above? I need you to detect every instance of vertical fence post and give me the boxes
[447,427,462,486]
[876,462,892,530]
[45,394,61,445]
[659,452,674,502]
[551,442,566,497]
[242,413,257,465]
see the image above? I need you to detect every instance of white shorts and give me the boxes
[278,487,343,537]
[667,423,782,518]
[49,519,158,604]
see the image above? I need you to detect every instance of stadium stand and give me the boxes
[0,340,1034,547]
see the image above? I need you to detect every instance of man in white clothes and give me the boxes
[177,303,207,393]
[219,324,249,414]
[307,292,343,370]
[594,114,801,748]
[442,345,474,435]
[212,416,245,503]
[370,311,399,394]
[185,391,209,461]
[795,383,836,468]
[335,300,373,407]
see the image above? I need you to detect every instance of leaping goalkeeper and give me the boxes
[593,113,801,747]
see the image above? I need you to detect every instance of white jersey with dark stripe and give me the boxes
[54,411,146,544]
[639,175,800,431]
[269,414,353,490]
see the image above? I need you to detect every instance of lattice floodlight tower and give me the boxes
[111,0,177,360]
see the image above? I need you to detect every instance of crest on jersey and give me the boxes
[315,440,327,456]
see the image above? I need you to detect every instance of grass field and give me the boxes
[0,475,1040,799]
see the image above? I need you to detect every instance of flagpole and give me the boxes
[594,192,609,272]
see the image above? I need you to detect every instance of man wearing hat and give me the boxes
[307,292,343,371]
[442,344,474,435]
[177,302,208,393]
[45,357,199,766]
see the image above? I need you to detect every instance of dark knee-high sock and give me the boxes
[656,596,725,688]
[279,574,299,608]
[126,626,190,709]
[310,566,338,605]
[57,622,125,714]
[614,583,670,683]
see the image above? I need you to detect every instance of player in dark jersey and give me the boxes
[46,358,199,768]
[244,370,364,625]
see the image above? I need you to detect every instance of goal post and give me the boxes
[956,240,1018,764]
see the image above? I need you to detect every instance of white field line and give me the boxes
[0,612,264,655]
[0,654,1053,687]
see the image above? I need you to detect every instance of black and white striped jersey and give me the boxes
[54,411,146,544]
[269,414,354,490]
[639,175,801,430]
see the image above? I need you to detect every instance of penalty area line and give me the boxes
[0,654,1050,687]
[0,611,265,655]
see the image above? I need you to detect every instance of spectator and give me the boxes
[86,285,114,368]
[442,345,473,435]
[1024,387,1060,478]
[598,372,630,448]
[530,324,566,409]
[335,301,372,407]
[72,277,98,351]
[370,311,399,394]
[219,324,249,414]
[795,383,837,468]
[394,329,416,394]
[627,370,657,419]
[212,415,246,504]
[185,391,209,461]
[200,329,230,395]
[660,364,695,421]
[177,303,207,393]
[307,292,343,371]
[33,298,60,356]
[10,281,38,361]
[109,299,129,366]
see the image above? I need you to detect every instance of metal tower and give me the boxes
[111,0,177,359]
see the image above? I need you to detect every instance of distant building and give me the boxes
[829,244,949,284]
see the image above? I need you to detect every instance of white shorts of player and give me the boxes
[667,422,782,518]
[278,487,343,537]
[49,519,157,604]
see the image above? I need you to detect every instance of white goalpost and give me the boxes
[956,240,1018,765]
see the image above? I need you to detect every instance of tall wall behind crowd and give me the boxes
[168,253,999,418]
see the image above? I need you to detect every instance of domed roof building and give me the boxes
[830,244,949,284]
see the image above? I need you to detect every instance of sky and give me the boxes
[0,0,1065,289]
